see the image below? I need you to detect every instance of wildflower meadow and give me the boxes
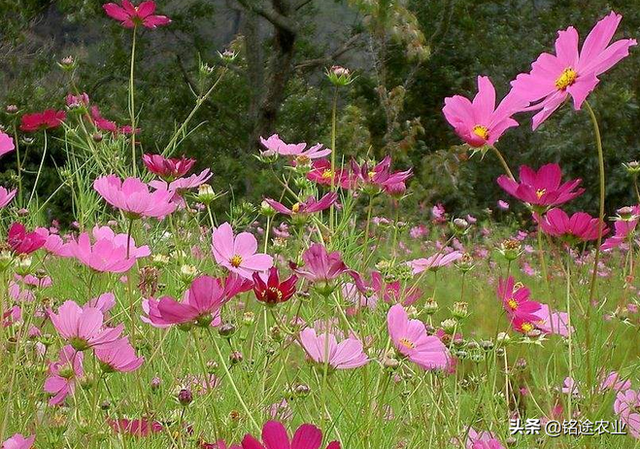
[3,3,640,449]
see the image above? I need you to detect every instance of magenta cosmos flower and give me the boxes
[497,163,584,209]
[466,428,505,449]
[387,304,449,370]
[20,109,66,132]
[292,243,363,295]
[212,222,273,279]
[49,300,123,351]
[238,421,340,449]
[252,267,298,306]
[265,192,338,217]
[2,433,35,449]
[95,337,144,373]
[602,206,640,250]
[7,223,46,255]
[0,187,17,209]
[497,277,542,322]
[103,1,171,28]
[152,275,229,327]
[614,389,640,439]
[443,76,526,147]
[44,345,84,406]
[94,175,177,219]
[299,327,368,370]
[348,156,412,194]
[67,225,150,272]
[536,208,608,242]
[0,131,15,158]
[511,12,637,129]
[143,153,196,179]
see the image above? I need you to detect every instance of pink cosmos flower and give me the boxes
[387,304,449,370]
[497,277,542,322]
[152,275,228,327]
[409,250,463,274]
[299,327,368,369]
[49,300,123,351]
[536,304,572,337]
[143,153,196,179]
[66,92,90,108]
[292,244,361,292]
[44,345,84,406]
[20,109,66,132]
[443,76,526,147]
[67,226,150,272]
[212,222,273,279]
[2,433,35,449]
[497,163,584,209]
[0,132,15,158]
[86,292,117,316]
[89,106,134,135]
[103,1,171,29]
[94,175,177,219]
[511,12,637,129]
[536,208,608,242]
[0,187,17,209]
[155,169,212,193]
[306,159,349,187]
[238,421,340,449]
[260,134,331,162]
[614,389,640,438]
[466,428,505,449]
[369,271,421,306]
[34,227,72,257]
[7,223,46,255]
[95,337,144,372]
[348,156,412,193]
[497,200,509,211]
[600,371,631,392]
[602,206,640,250]
[265,192,338,217]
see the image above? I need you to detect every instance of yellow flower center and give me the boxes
[536,188,546,199]
[230,255,243,268]
[291,203,301,214]
[472,125,489,141]
[296,155,310,165]
[399,338,416,350]
[268,287,283,300]
[507,299,518,310]
[321,169,333,179]
[368,170,377,181]
[555,68,577,90]
[521,322,534,333]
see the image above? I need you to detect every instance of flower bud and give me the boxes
[198,184,216,204]
[326,65,354,86]
[229,351,243,365]
[424,297,438,315]
[178,388,193,406]
[451,302,469,320]
[260,200,276,217]
[218,323,236,338]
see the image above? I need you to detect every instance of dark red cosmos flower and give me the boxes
[7,223,46,255]
[20,109,66,132]
[143,153,196,179]
[252,267,298,305]
[103,1,171,29]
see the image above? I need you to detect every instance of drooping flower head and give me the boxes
[94,175,177,219]
[299,327,368,370]
[103,1,171,28]
[238,421,340,449]
[387,304,449,370]
[95,337,144,373]
[409,250,463,274]
[49,300,123,351]
[511,12,637,129]
[212,223,273,279]
[252,267,298,306]
[497,163,584,210]
[143,153,196,179]
[443,76,527,147]
[536,208,608,242]
[20,109,66,132]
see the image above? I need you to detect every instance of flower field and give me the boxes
[2,4,640,449]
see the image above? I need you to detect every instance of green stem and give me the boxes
[565,254,574,419]
[28,130,47,206]
[129,27,137,176]
[329,86,338,231]
[490,145,514,180]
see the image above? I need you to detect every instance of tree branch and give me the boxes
[295,32,362,70]
[234,0,297,34]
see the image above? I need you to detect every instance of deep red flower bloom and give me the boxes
[497,163,584,209]
[252,267,298,305]
[7,223,46,255]
[536,208,608,242]
[103,1,171,29]
[20,109,66,132]
[143,153,196,179]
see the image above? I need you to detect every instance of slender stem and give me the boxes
[28,130,47,206]
[329,86,338,231]
[13,128,22,206]
[126,218,135,259]
[536,223,550,291]
[584,100,605,403]
[490,145,514,180]
[263,215,271,253]
[129,27,137,176]
[565,254,574,419]
[633,175,640,203]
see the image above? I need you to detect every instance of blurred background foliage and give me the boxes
[1,0,639,224]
